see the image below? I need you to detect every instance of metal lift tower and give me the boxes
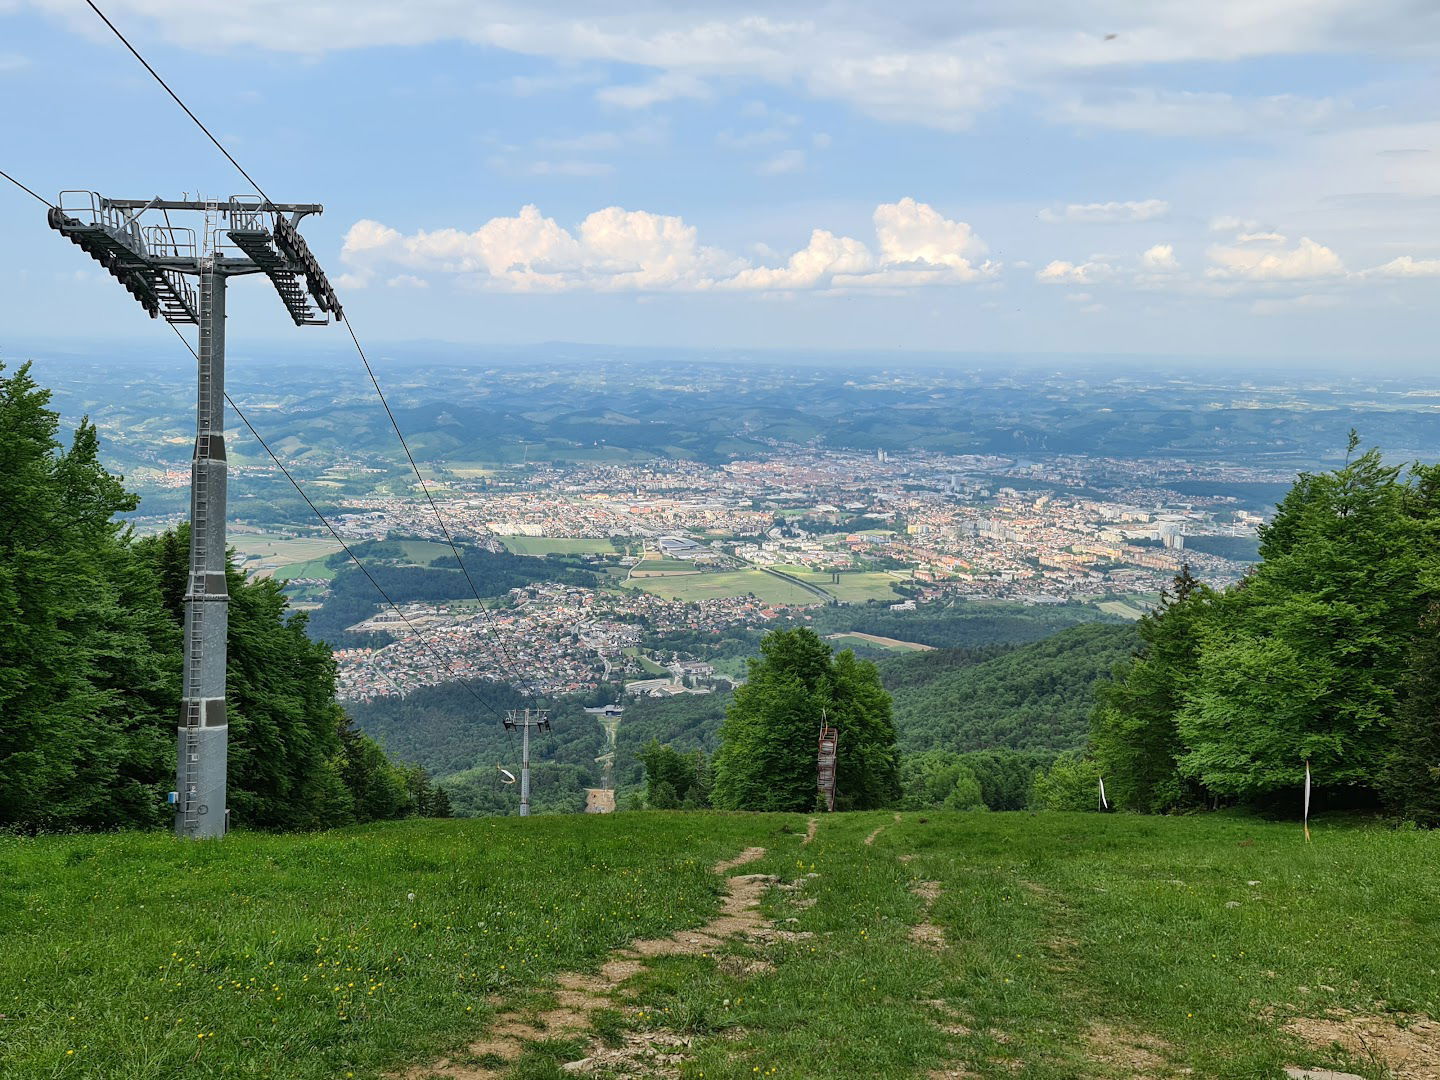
[504,709,552,817]
[47,192,343,839]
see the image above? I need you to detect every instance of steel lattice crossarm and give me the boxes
[46,191,342,326]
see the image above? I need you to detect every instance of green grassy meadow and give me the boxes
[629,569,820,605]
[1095,599,1148,620]
[228,536,344,579]
[3,813,1437,1079]
[768,567,905,603]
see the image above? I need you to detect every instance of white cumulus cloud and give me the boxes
[1040,199,1170,223]
[342,198,993,293]
[1365,255,1440,277]
[725,229,873,289]
[1140,243,1180,271]
[1206,234,1344,280]
[1036,259,1111,284]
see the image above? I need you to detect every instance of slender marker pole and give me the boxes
[1303,760,1312,843]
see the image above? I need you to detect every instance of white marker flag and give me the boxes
[1303,760,1311,843]
[1099,777,1109,811]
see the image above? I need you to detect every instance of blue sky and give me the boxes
[1,0,1438,362]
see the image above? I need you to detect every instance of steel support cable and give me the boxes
[81,0,274,207]
[0,168,52,207]
[341,318,544,702]
[79,0,549,710]
[163,324,513,723]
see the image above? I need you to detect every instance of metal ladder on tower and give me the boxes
[181,598,203,834]
[182,241,215,837]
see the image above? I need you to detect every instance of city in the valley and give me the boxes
[39,349,1424,707]
[300,446,1270,700]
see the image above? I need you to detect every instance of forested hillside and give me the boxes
[347,683,609,815]
[884,623,1139,752]
[791,600,1118,650]
[0,362,441,832]
[1084,437,1440,823]
[350,619,1138,815]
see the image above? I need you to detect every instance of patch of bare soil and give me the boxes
[560,1030,693,1076]
[399,847,772,1080]
[1084,1023,1189,1078]
[909,879,946,949]
[801,816,818,845]
[1285,1013,1440,1079]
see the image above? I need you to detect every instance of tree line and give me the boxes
[1045,436,1440,824]
[0,361,447,832]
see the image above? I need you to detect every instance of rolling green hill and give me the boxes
[351,620,1139,811]
[881,622,1140,752]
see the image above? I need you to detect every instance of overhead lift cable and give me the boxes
[81,0,548,706]
[2,163,512,719]
[164,323,513,722]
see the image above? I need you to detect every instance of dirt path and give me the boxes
[864,812,903,846]
[909,879,946,949]
[801,816,818,845]
[401,847,771,1079]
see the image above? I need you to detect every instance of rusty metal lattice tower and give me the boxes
[47,192,343,838]
[818,720,839,812]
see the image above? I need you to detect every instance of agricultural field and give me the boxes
[1096,599,1148,620]
[827,632,934,652]
[273,553,340,581]
[389,540,458,565]
[630,557,702,576]
[228,533,344,580]
[501,537,619,557]
[628,568,820,605]
[770,567,905,603]
[3,813,1437,1080]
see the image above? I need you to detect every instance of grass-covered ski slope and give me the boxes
[3,812,1438,1079]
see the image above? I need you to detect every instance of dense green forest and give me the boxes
[0,362,442,832]
[347,682,609,816]
[349,617,1139,814]
[787,600,1119,649]
[1082,437,1440,824]
[885,623,1140,752]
